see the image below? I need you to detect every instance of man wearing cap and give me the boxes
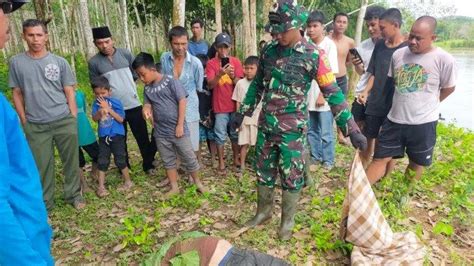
[232,0,367,240]
[10,18,85,211]
[1,1,54,264]
[206,32,244,173]
[88,26,156,175]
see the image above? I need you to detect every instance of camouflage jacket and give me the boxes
[240,38,358,135]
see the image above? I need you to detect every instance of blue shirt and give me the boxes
[188,39,209,56]
[160,51,203,123]
[0,93,54,265]
[92,97,126,137]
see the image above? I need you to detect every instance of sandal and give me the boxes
[96,187,109,198]
[118,181,134,192]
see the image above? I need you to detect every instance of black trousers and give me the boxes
[79,141,99,168]
[97,136,127,171]
[124,106,157,171]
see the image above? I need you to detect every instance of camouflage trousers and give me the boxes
[255,130,307,191]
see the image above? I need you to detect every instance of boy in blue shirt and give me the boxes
[132,52,207,196]
[91,77,133,197]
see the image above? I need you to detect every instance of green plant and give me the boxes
[117,210,158,252]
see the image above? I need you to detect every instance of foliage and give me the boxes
[117,209,159,252]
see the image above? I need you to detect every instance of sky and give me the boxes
[451,0,474,17]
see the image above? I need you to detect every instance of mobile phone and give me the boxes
[349,48,363,62]
[221,57,230,68]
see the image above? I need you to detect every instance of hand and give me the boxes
[99,108,109,117]
[175,124,184,138]
[224,64,235,79]
[97,96,110,110]
[357,90,368,105]
[142,107,153,123]
[230,113,244,132]
[349,131,367,151]
[20,116,27,125]
[350,54,363,66]
[316,95,326,107]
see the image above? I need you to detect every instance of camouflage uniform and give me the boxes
[236,0,365,241]
[240,15,358,193]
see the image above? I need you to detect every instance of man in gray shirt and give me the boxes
[88,26,156,174]
[10,19,84,210]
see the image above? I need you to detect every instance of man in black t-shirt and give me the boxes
[357,8,407,170]
[195,54,218,167]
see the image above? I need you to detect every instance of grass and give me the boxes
[45,122,473,265]
[0,56,472,264]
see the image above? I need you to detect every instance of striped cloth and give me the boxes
[340,152,426,265]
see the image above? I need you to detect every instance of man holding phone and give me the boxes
[206,33,244,174]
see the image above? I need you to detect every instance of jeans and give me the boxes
[214,112,238,146]
[307,111,335,166]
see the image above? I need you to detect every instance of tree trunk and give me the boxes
[242,0,251,57]
[59,0,70,54]
[120,0,132,51]
[172,0,185,27]
[79,0,96,59]
[215,0,222,33]
[260,0,272,40]
[102,0,110,27]
[249,0,257,55]
[133,0,145,51]
[355,0,369,46]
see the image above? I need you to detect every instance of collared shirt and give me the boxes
[160,51,204,122]
[188,38,209,56]
[240,38,358,136]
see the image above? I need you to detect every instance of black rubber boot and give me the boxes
[278,190,301,240]
[244,185,274,227]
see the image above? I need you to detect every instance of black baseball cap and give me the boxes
[214,33,232,47]
[1,0,29,14]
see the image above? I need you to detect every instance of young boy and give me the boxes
[91,77,133,197]
[132,52,207,196]
[306,10,339,171]
[231,56,261,172]
[196,54,218,168]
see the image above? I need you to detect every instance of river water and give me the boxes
[439,50,474,130]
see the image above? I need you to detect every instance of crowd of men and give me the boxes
[0,0,456,264]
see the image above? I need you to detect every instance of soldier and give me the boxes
[232,0,367,240]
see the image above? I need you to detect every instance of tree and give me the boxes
[215,0,222,33]
[249,0,257,55]
[119,0,132,51]
[354,0,368,46]
[242,0,251,57]
[172,0,185,26]
[79,0,96,59]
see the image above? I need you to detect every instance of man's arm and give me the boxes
[64,86,77,117]
[440,87,455,102]
[176,98,186,138]
[194,58,204,92]
[357,74,374,105]
[12,88,27,124]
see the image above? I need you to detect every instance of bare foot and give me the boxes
[165,187,180,198]
[119,181,133,192]
[96,187,109,198]
[338,137,351,146]
[81,182,92,194]
[194,181,208,193]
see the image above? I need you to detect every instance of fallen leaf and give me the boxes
[68,244,83,254]
[213,222,227,229]
[229,227,249,238]
[112,243,125,253]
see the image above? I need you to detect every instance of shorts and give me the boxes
[214,112,238,146]
[199,124,216,142]
[155,136,200,172]
[187,120,200,152]
[351,98,366,122]
[374,119,437,166]
[238,124,258,146]
[97,135,127,171]
[336,76,348,97]
[363,115,386,139]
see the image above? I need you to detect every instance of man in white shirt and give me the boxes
[306,10,339,171]
[366,16,456,184]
